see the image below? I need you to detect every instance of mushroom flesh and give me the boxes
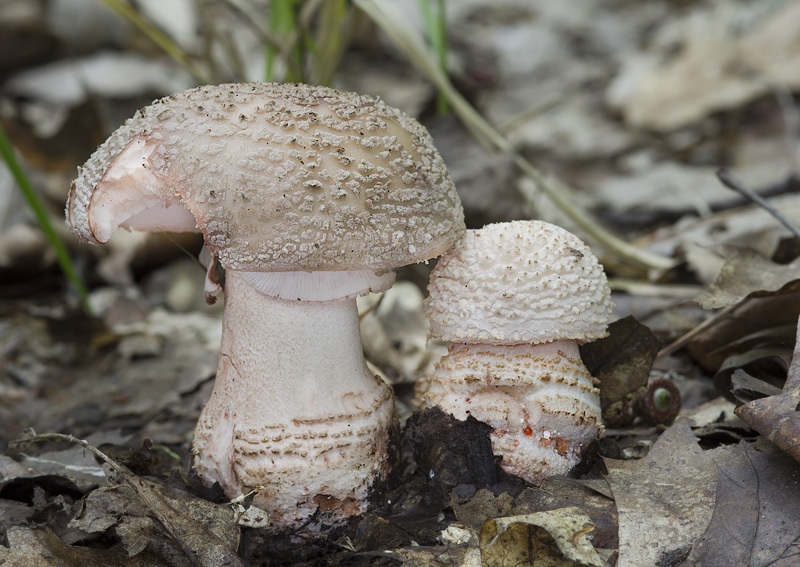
[421,220,611,484]
[67,82,465,531]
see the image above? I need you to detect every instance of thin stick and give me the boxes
[716,168,800,240]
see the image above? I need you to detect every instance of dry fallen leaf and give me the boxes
[683,288,800,373]
[382,545,483,567]
[696,247,800,310]
[608,2,800,131]
[0,526,162,566]
[479,507,606,567]
[736,314,800,464]
[604,418,725,567]
[686,441,800,566]
[70,480,242,567]
[580,315,661,411]
[10,433,243,567]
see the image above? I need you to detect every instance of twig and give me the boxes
[774,86,800,174]
[716,168,800,240]
[608,278,702,300]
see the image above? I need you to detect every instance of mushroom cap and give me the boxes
[67,82,464,272]
[421,341,602,484]
[425,220,612,344]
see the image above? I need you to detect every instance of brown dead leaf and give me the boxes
[479,507,607,567]
[735,315,800,464]
[713,330,794,403]
[685,288,800,372]
[728,369,783,404]
[696,247,800,310]
[10,433,243,567]
[70,480,241,566]
[686,441,800,566]
[0,526,163,566]
[580,316,661,410]
[735,390,800,463]
[604,418,724,567]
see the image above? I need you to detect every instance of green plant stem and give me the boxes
[0,124,92,313]
[99,0,209,84]
[355,0,676,271]
[265,0,306,83]
[418,0,449,114]
[309,0,351,85]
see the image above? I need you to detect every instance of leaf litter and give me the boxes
[6,432,244,567]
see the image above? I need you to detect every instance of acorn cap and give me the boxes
[425,220,612,345]
[67,82,464,274]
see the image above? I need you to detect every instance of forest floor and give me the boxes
[2,1,800,565]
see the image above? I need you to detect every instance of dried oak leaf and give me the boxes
[696,247,800,310]
[603,418,727,567]
[479,507,607,567]
[0,526,163,566]
[735,314,800,463]
[686,441,800,566]
[687,287,800,372]
[580,316,661,411]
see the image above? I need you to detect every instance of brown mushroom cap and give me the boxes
[67,82,464,272]
[425,220,612,344]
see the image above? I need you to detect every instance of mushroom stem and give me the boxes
[193,271,394,529]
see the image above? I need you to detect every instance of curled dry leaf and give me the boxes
[479,507,607,567]
[11,433,243,567]
[580,315,661,412]
[696,247,800,310]
[0,526,160,567]
[735,314,800,464]
[683,288,800,373]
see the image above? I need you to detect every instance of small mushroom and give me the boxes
[420,220,612,484]
[67,82,465,532]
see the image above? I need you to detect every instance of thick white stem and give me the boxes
[193,271,394,530]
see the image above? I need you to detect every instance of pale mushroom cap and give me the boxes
[67,82,464,272]
[425,220,612,344]
[422,341,602,484]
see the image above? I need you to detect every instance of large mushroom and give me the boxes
[420,220,611,484]
[67,82,464,531]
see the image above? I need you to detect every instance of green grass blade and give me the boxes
[418,0,449,114]
[0,124,92,313]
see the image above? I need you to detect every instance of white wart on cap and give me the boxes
[425,220,612,344]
